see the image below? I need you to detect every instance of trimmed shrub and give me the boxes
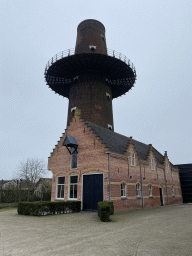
[17,201,81,216]
[98,201,114,222]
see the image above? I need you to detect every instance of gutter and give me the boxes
[164,167,169,205]
[140,163,144,209]
[108,153,111,201]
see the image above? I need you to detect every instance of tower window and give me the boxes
[71,107,77,112]
[71,107,77,118]
[106,92,110,99]
[107,124,112,130]
[89,45,96,51]
[101,34,105,41]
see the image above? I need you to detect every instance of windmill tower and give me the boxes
[44,19,136,131]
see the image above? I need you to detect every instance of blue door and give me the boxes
[83,174,103,211]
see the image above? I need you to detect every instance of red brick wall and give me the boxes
[67,76,114,130]
[75,19,107,55]
[48,110,182,212]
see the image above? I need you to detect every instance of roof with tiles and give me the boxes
[85,121,165,166]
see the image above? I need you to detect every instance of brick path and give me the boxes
[0,204,191,256]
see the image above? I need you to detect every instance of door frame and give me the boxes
[81,172,104,211]
[159,186,164,206]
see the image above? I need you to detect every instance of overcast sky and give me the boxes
[1,0,192,180]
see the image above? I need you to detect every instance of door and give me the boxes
[159,187,164,206]
[83,174,103,211]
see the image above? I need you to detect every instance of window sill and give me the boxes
[149,195,153,198]
[55,198,64,201]
[67,199,78,201]
[121,197,127,200]
[137,196,142,199]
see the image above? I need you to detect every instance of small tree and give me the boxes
[14,159,47,201]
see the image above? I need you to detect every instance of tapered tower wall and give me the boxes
[67,71,114,129]
[75,19,107,54]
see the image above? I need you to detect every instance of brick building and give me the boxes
[45,19,182,212]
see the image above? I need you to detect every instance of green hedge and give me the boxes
[0,189,51,203]
[17,201,81,216]
[98,201,114,222]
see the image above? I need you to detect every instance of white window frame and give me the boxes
[71,107,77,112]
[56,176,65,200]
[171,186,175,197]
[70,147,78,170]
[129,152,136,166]
[107,124,112,130]
[148,184,153,197]
[89,45,97,50]
[151,158,155,170]
[69,175,78,200]
[166,163,170,174]
[121,182,126,198]
[136,183,141,197]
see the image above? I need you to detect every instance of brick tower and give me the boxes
[44,19,136,131]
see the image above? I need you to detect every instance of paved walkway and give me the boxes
[0,204,192,256]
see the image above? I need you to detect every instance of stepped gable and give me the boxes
[85,121,164,165]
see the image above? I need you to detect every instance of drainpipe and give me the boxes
[108,153,111,202]
[164,167,169,205]
[140,163,144,209]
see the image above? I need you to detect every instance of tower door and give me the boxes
[83,174,103,211]
[159,188,164,206]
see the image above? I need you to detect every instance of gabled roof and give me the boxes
[85,121,164,165]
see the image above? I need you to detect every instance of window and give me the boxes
[69,175,78,199]
[57,176,65,199]
[151,158,155,170]
[108,124,112,130]
[101,34,105,41]
[121,183,126,197]
[89,45,96,51]
[106,92,110,100]
[129,152,136,166]
[148,184,152,197]
[166,163,170,174]
[71,147,78,169]
[171,186,175,197]
[136,183,141,197]
[71,107,77,112]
